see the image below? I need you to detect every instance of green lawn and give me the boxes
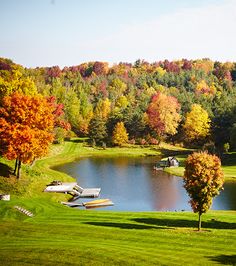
[0,140,236,265]
[0,198,235,266]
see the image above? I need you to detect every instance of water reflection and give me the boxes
[149,173,181,211]
[54,157,236,211]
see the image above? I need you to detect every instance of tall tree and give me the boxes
[89,116,107,146]
[184,151,224,231]
[146,92,181,138]
[94,98,111,120]
[0,93,54,178]
[108,78,127,101]
[64,90,81,130]
[183,104,211,144]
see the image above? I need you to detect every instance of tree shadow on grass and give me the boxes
[157,148,191,157]
[84,221,163,230]
[66,138,88,144]
[222,152,236,166]
[132,218,236,230]
[207,254,236,265]
[0,163,12,178]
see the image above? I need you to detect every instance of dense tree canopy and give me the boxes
[1,57,236,151]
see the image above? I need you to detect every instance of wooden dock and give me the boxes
[44,182,101,198]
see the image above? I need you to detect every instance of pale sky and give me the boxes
[0,0,236,67]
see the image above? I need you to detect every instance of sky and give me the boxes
[0,0,236,68]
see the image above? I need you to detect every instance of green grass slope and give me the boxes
[0,198,235,266]
[0,140,235,265]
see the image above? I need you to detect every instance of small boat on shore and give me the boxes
[61,198,114,209]
[84,199,114,209]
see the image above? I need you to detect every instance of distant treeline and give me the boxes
[1,57,236,151]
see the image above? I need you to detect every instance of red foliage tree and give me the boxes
[46,96,71,130]
[182,59,192,70]
[93,62,109,76]
[46,66,62,79]
[162,60,180,73]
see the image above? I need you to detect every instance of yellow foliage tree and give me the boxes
[155,66,166,76]
[112,122,129,146]
[183,104,211,143]
[0,69,37,98]
[94,98,111,119]
[195,80,216,96]
[193,59,214,73]
[115,96,129,109]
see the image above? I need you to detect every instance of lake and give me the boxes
[54,156,236,211]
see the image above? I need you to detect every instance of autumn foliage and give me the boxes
[112,122,129,146]
[147,92,181,137]
[183,151,224,230]
[0,93,54,178]
[183,104,211,144]
[1,57,236,151]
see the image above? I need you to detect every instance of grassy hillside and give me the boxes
[0,198,235,266]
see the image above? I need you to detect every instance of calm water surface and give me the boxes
[55,157,236,211]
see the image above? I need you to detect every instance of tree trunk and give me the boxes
[198,212,202,231]
[16,160,21,179]
[14,159,18,175]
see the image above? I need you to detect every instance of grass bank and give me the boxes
[0,139,164,198]
[164,152,236,182]
[0,197,235,266]
[32,139,164,192]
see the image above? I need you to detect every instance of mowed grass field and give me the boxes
[0,140,236,265]
[0,198,236,266]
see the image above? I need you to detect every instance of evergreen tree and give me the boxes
[89,116,107,146]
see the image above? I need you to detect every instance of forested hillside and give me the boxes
[1,58,236,152]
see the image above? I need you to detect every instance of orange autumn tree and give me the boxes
[0,93,54,178]
[146,92,181,139]
[184,151,224,231]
